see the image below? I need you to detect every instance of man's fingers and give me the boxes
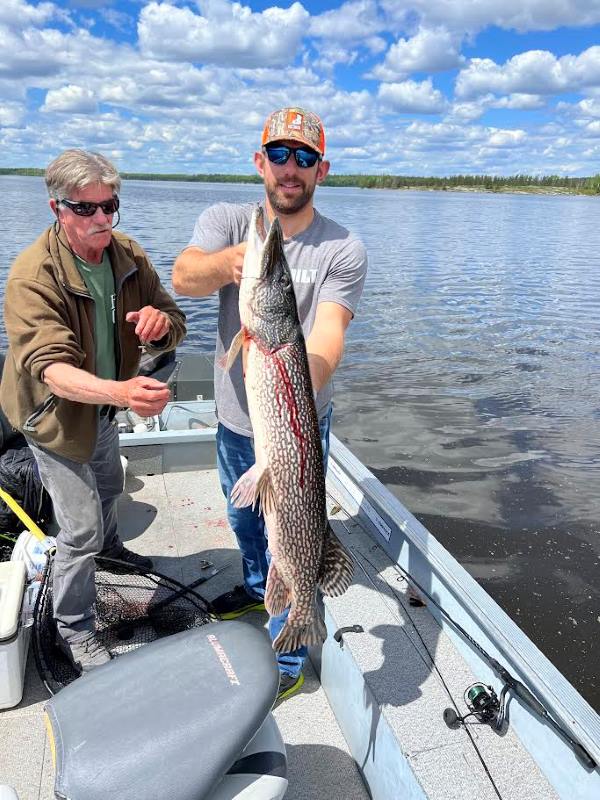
[136,314,168,341]
[136,377,168,390]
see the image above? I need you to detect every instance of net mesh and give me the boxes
[33,553,215,694]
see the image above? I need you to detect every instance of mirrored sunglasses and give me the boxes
[264,144,321,169]
[59,196,120,217]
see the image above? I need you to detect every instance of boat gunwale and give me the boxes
[326,432,600,770]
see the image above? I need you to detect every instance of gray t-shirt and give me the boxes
[188,201,368,436]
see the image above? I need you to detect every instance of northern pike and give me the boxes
[225,205,354,653]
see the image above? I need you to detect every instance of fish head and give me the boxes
[240,206,300,349]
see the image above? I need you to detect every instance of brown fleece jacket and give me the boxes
[0,225,186,462]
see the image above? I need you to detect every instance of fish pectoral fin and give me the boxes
[318,524,354,597]
[230,463,263,509]
[223,328,244,372]
[256,467,277,515]
[264,561,290,616]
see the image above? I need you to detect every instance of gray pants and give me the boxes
[27,416,124,638]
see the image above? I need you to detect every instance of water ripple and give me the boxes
[1,177,599,709]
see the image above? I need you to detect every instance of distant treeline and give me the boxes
[2,167,599,194]
[323,173,600,193]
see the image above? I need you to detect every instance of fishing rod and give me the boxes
[351,551,505,800]
[355,546,597,770]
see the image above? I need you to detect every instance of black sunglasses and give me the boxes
[59,196,120,217]
[264,144,321,169]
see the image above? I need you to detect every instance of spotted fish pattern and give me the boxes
[227,206,354,653]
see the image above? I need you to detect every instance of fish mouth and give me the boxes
[245,205,284,284]
[260,216,284,283]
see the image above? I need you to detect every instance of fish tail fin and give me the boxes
[318,524,354,597]
[272,610,327,654]
[264,561,291,616]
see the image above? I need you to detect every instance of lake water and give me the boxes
[1,175,599,711]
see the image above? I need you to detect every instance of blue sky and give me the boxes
[2,0,600,176]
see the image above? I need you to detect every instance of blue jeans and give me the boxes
[216,405,332,677]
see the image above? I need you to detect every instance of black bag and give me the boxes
[0,353,24,454]
[0,444,53,533]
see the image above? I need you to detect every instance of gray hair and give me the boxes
[45,149,121,200]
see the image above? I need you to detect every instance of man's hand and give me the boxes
[42,362,171,415]
[118,376,171,417]
[229,242,247,286]
[172,242,247,296]
[126,306,170,342]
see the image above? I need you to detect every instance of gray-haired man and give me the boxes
[0,149,186,672]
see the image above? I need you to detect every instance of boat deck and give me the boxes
[1,462,559,800]
[0,467,368,800]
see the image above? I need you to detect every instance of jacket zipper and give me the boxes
[23,393,57,432]
[114,265,137,378]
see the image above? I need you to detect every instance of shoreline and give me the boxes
[1,168,598,196]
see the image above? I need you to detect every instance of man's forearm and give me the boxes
[172,246,237,297]
[43,363,126,407]
[306,302,352,393]
[307,347,343,394]
[306,322,345,392]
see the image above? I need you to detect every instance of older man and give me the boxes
[173,107,367,700]
[0,149,186,673]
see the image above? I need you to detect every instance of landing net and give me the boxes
[33,552,215,694]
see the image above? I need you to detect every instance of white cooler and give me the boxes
[0,561,29,709]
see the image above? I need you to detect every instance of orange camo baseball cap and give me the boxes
[261,107,326,156]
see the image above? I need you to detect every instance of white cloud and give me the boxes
[493,93,546,110]
[2,0,600,176]
[309,0,384,42]
[406,120,481,144]
[447,99,489,121]
[369,27,464,81]
[378,79,447,114]
[205,142,238,156]
[456,47,600,99]
[138,0,309,67]
[571,98,600,118]
[379,0,600,34]
[446,91,544,123]
[583,120,600,137]
[0,23,131,82]
[311,43,359,73]
[42,84,97,113]
[0,0,59,28]
[98,8,133,32]
[0,101,26,126]
[487,128,527,147]
[0,26,66,79]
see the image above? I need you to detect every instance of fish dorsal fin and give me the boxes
[318,524,354,596]
[264,561,290,616]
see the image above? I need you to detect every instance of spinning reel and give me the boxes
[443,682,505,730]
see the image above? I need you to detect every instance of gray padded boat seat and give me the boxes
[44,621,279,800]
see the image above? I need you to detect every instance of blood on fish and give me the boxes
[270,350,309,487]
[244,332,310,486]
